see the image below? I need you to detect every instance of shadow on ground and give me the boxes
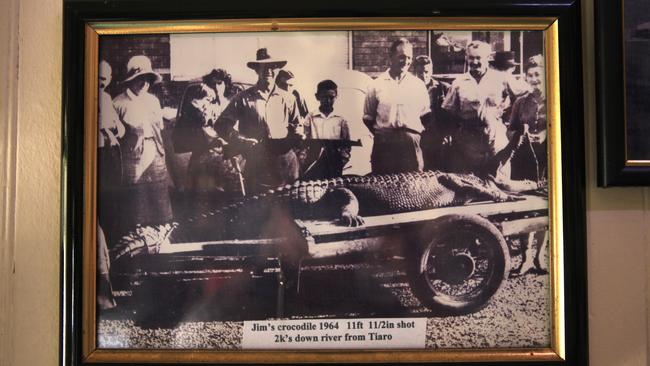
[102,259,418,329]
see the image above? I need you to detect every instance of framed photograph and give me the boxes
[596,0,650,186]
[61,0,587,365]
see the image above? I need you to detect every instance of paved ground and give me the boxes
[97,254,550,350]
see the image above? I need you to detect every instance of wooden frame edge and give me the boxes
[545,19,566,361]
[82,23,99,360]
[90,17,556,34]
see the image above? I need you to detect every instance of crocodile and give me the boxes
[112,170,539,260]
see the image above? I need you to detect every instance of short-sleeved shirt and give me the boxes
[98,89,123,147]
[216,85,300,142]
[113,88,165,155]
[442,69,528,155]
[442,69,529,122]
[363,70,431,133]
[304,110,350,140]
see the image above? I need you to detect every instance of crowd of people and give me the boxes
[96,38,548,308]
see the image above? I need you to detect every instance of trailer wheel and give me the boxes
[407,214,510,315]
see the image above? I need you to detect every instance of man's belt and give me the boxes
[296,138,363,149]
[375,127,423,136]
[400,127,423,136]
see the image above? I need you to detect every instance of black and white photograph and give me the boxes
[624,0,650,161]
[93,27,552,352]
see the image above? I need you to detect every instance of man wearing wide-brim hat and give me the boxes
[489,51,519,72]
[215,48,302,194]
[489,50,530,122]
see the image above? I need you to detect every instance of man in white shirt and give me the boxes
[442,41,528,177]
[363,38,431,174]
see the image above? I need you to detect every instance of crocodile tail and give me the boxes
[111,222,178,262]
[110,177,345,256]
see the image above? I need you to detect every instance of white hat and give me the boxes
[122,55,162,84]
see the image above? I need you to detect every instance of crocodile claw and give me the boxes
[339,212,365,227]
[505,193,526,202]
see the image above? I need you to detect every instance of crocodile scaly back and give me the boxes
[111,171,515,259]
[343,171,456,215]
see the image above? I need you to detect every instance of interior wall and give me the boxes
[0,0,63,364]
[0,0,648,365]
[582,1,650,365]
[0,0,19,363]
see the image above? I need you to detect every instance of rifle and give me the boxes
[223,137,362,159]
[221,138,363,197]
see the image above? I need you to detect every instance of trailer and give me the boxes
[113,195,548,318]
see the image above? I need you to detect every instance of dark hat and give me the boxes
[316,79,338,94]
[490,51,519,70]
[525,54,544,71]
[413,55,433,67]
[276,69,295,81]
[246,48,287,70]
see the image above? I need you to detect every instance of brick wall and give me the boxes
[352,31,429,77]
[99,34,180,107]
[99,34,170,78]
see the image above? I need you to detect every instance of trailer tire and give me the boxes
[407,214,510,316]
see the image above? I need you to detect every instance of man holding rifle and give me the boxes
[215,48,302,194]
